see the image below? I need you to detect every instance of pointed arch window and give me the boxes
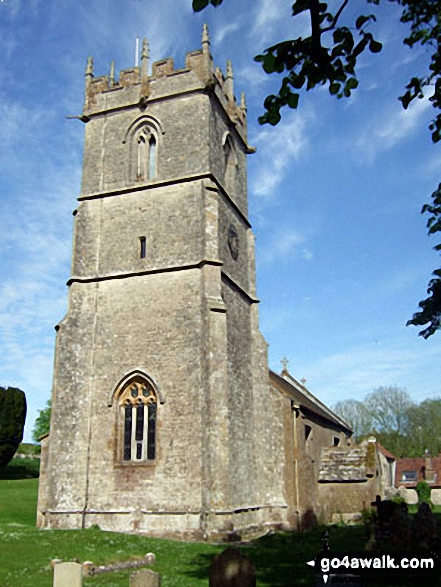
[119,378,157,462]
[223,133,237,195]
[135,128,157,182]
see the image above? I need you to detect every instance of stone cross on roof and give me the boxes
[281,357,289,374]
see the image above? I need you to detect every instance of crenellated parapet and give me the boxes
[82,25,248,144]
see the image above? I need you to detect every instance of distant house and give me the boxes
[395,451,441,489]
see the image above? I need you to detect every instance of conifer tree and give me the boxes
[0,386,27,468]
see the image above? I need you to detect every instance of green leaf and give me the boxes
[289,73,305,89]
[267,110,282,126]
[263,53,276,74]
[210,0,223,5]
[369,39,382,53]
[329,82,340,95]
[356,15,370,30]
[353,37,368,57]
[263,94,279,110]
[400,91,412,109]
[292,0,310,16]
[192,0,209,12]
[356,14,375,30]
[346,77,358,90]
[287,92,299,108]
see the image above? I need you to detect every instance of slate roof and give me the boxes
[269,369,353,435]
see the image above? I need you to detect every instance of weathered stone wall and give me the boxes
[38,38,289,540]
[73,181,206,280]
[295,411,350,525]
[81,91,211,196]
[317,442,381,522]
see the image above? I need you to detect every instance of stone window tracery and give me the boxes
[119,378,157,462]
[135,128,157,181]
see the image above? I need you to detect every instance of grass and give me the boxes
[0,469,366,587]
[1,464,439,586]
[0,476,224,587]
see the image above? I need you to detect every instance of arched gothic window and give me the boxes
[119,378,157,462]
[135,128,157,181]
[223,134,237,194]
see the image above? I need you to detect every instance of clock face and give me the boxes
[227,224,239,260]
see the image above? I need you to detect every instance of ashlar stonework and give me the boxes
[37,28,354,541]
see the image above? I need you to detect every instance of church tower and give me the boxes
[37,28,288,540]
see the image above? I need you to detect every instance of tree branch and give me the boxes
[321,0,350,34]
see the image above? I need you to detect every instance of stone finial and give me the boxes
[281,357,289,374]
[226,59,233,79]
[109,60,115,86]
[85,56,94,79]
[141,38,149,61]
[240,91,247,111]
[202,23,210,54]
[224,59,234,101]
[141,37,149,81]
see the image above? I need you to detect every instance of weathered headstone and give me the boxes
[209,548,256,587]
[411,501,438,550]
[53,562,82,587]
[389,502,411,550]
[371,495,400,547]
[130,568,161,587]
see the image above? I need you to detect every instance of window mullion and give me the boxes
[143,404,149,460]
[131,405,137,460]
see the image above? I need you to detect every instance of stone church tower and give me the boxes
[37,28,290,540]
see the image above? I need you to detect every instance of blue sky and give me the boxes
[0,0,440,442]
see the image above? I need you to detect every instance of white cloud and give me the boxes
[213,21,242,46]
[251,0,309,46]
[356,95,432,162]
[0,158,80,442]
[251,111,312,197]
[258,226,313,267]
[291,337,441,408]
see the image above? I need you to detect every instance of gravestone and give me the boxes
[389,502,411,550]
[130,568,161,587]
[209,548,256,587]
[53,562,82,587]
[371,495,400,547]
[411,502,438,550]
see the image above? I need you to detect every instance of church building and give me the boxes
[37,28,354,540]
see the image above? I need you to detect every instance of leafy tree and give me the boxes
[32,399,51,443]
[415,480,433,507]
[0,386,27,468]
[333,398,373,441]
[335,387,417,456]
[364,386,414,435]
[407,398,441,456]
[193,0,441,337]
[373,430,410,458]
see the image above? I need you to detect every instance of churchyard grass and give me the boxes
[6,473,435,586]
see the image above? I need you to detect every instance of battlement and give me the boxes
[83,25,248,141]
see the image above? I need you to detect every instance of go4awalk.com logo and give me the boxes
[307,552,440,584]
